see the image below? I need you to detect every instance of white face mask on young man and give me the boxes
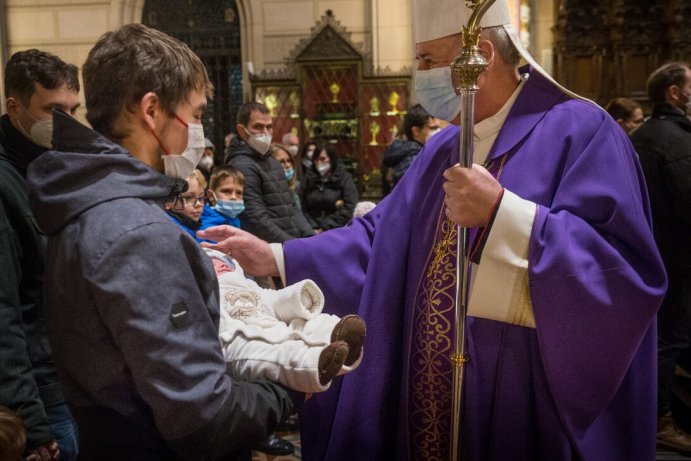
[414,66,461,123]
[154,115,206,179]
[15,105,54,149]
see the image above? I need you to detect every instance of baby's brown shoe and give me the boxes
[331,314,366,366]
[318,340,349,385]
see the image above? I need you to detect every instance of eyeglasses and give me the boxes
[176,194,207,207]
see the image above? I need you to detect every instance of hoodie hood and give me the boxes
[28,109,186,235]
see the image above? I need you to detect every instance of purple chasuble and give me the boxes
[284,68,667,461]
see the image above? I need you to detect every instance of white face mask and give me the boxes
[317,162,331,176]
[16,106,53,149]
[287,145,299,157]
[243,126,272,156]
[198,155,214,172]
[163,122,205,179]
[415,66,461,122]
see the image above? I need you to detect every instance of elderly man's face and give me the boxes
[416,33,497,124]
[416,34,463,84]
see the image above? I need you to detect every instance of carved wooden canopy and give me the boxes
[289,10,363,63]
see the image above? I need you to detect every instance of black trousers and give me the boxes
[658,273,691,416]
[73,405,251,461]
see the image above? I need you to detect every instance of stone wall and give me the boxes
[0,0,557,115]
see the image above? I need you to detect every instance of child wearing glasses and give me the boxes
[164,169,208,242]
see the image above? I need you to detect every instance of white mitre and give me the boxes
[412,0,589,103]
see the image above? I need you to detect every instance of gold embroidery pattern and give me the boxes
[406,152,511,459]
[410,213,458,461]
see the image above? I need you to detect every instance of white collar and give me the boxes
[474,74,528,142]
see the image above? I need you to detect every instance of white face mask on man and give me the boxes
[414,66,461,123]
[15,105,54,149]
[154,115,206,179]
[243,126,272,156]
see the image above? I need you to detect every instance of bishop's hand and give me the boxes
[197,225,279,277]
[443,163,502,227]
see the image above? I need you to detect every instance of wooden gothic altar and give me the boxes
[250,10,412,200]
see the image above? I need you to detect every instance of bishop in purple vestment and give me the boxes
[199,1,667,460]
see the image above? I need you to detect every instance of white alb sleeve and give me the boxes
[468,189,537,328]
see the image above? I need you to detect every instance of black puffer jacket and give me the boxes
[226,137,313,243]
[0,114,63,450]
[301,163,358,230]
[631,103,691,273]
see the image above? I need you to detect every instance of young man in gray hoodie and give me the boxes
[27,24,298,460]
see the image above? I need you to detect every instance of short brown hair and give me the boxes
[83,23,213,141]
[209,165,245,191]
[647,62,690,105]
[0,406,26,460]
[4,49,79,106]
[605,97,642,121]
[236,102,270,129]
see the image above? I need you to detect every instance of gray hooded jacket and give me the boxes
[27,111,295,460]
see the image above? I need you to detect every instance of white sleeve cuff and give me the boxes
[468,189,537,328]
[270,243,286,286]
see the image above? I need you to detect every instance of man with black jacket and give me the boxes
[381,104,439,196]
[226,102,314,243]
[27,24,298,460]
[0,49,80,461]
[631,61,691,455]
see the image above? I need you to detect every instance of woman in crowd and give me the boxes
[301,144,358,233]
[271,143,301,208]
[605,97,645,135]
[298,141,317,175]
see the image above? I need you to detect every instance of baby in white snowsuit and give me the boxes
[206,249,365,393]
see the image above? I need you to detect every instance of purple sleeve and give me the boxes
[283,212,378,316]
[526,116,667,434]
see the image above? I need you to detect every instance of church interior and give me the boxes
[0,1,690,460]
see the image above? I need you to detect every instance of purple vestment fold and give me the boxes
[284,68,667,460]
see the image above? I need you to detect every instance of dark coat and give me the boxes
[382,139,423,187]
[226,137,313,242]
[631,103,691,274]
[0,114,62,449]
[301,163,358,230]
[28,111,297,460]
